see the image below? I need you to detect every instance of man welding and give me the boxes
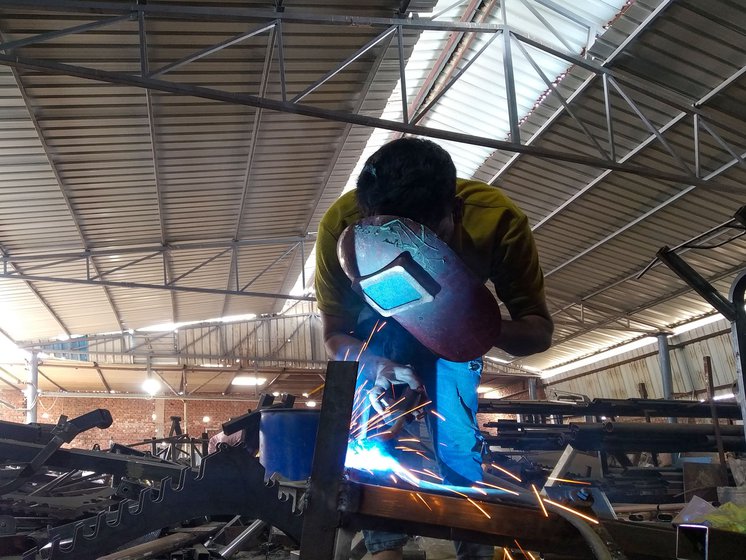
[315,137,553,560]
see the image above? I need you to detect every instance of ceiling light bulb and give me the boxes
[142,378,161,395]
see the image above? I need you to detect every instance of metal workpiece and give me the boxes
[22,446,302,560]
[299,361,357,560]
[346,482,585,554]
[0,438,188,482]
[0,410,113,496]
[478,397,743,420]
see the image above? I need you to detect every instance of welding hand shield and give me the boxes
[338,215,501,362]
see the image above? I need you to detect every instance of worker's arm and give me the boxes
[321,311,422,392]
[495,308,553,357]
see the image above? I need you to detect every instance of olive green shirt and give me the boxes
[315,179,548,322]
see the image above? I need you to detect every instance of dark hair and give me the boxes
[356,137,457,227]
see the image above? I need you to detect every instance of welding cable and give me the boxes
[547,507,612,560]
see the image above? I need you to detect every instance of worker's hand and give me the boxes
[365,357,423,415]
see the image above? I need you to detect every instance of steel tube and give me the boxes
[218,519,266,559]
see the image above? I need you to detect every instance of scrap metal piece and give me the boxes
[23,445,302,560]
[0,410,113,497]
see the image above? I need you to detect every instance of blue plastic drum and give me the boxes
[259,408,320,480]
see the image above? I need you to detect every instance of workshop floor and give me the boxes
[230,535,461,560]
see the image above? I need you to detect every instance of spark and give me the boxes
[356,319,380,361]
[475,480,520,496]
[503,550,515,560]
[531,484,549,517]
[546,476,591,485]
[543,498,599,525]
[349,381,373,428]
[415,451,433,461]
[383,399,433,427]
[430,410,446,421]
[422,468,442,481]
[376,321,387,332]
[351,394,408,435]
[307,382,325,396]
[343,348,350,361]
[366,430,392,439]
[398,438,420,443]
[490,463,522,482]
[415,493,433,511]
[513,540,536,559]
[471,486,488,495]
[467,497,492,519]
[444,488,491,519]
[390,474,399,484]
[410,468,441,480]
[395,446,420,453]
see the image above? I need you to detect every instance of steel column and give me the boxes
[26,351,38,424]
[729,271,746,444]
[656,332,676,424]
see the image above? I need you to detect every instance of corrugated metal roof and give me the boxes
[0,0,745,395]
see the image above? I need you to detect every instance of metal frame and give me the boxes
[652,216,746,439]
[0,238,316,302]
[0,1,738,188]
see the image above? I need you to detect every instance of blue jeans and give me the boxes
[360,352,492,558]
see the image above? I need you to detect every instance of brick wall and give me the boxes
[0,391,257,451]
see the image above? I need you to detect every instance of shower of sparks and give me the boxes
[546,476,591,485]
[430,410,446,421]
[415,492,433,510]
[475,480,520,496]
[360,399,433,436]
[531,484,549,517]
[490,463,522,482]
[350,381,371,420]
[513,540,536,560]
[543,498,599,525]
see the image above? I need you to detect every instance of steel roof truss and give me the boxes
[411,30,501,126]
[0,52,719,188]
[240,244,298,292]
[149,21,277,79]
[0,13,131,52]
[168,249,232,286]
[291,25,398,104]
[90,252,160,281]
[92,361,111,393]
[513,37,610,159]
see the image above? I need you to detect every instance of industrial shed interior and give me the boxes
[0,0,745,558]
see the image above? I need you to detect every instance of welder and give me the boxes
[315,137,553,560]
